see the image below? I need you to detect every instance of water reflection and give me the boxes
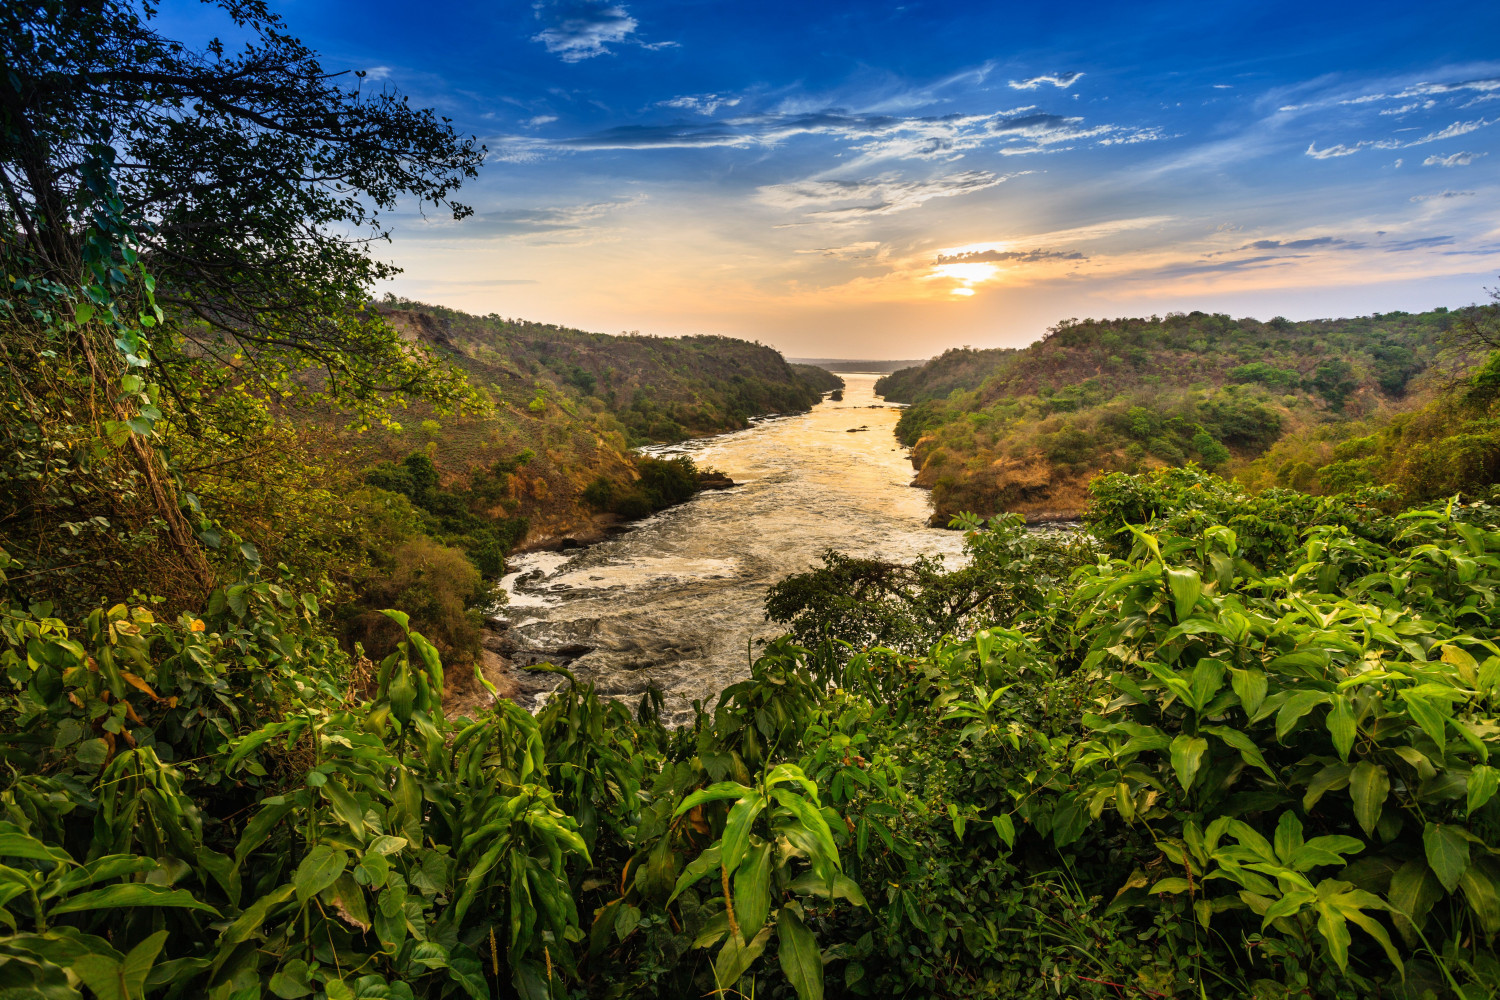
[498,373,963,721]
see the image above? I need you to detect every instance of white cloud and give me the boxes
[659,94,741,115]
[1405,118,1495,145]
[1411,190,1476,200]
[497,107,1159,162]
[523,115,559,127]
[758,170,1024,220]
[1305,139,1399,159]
[794,241,881,259]
[1423,151,1487,167]
[1009,72,1084,91]
[531,1,671,62]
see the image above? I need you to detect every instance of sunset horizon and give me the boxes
[158,0,1500,356]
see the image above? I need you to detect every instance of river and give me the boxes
[497,373,964,723]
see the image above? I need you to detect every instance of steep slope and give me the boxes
[876,308,1461,522]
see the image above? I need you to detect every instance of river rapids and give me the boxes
[497,373,964,723]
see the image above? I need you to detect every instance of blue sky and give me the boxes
[163,0,1500,356]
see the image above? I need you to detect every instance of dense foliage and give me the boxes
[877,309,1462,522]
[5,469,1498,998]
[377,301,841,447]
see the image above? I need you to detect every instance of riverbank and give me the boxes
[475,373,963,724]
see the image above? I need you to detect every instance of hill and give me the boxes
[875,307,1462,522]
[384,300,840,443]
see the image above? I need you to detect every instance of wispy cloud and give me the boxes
[795,241,882,259]
[934,248,1086,264]
[1411,190,1476,200]
[1406,117,1495,145]
[659,93,741,115]
[1305,139,1400,159]
[1424,150,1487,166]
[522,115,558,127]
[759,170,1022,220]
[1009,72,1084,90]
[531,0,674,62]
[496,107,1160,161]
[444,196,643,242]
[1342,75,1500,105]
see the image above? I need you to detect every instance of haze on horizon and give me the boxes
[165,0,1500,357]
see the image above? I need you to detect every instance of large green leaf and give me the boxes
[721,793,768,872]
[1388,857,1443,945]
[49,884,218,916]
[1468,764,1498,817]
[293,845,348,904]
[1349,761,1389,838]
[733,842,773,939]
[668,844,722,904]
[672,782,753,819]
[73,930,167,1000]
[777,907,824,1000]
[1165,567,1202,622]
[1230,669,1268,717]
[1423,822,1470,894]
[1326,694,1356,761]
[1457,859,1500,934]
[1169,735,1208,791]
[1275,690,1329,741]
[714,923,771,988]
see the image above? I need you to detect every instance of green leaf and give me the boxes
[1169,735,1208,791]
[1349,761,1390,838]
[1457,860,1500,934]
[322,781,366,837]
[776,907,824,1000]
[993,813,1015,849]
[721,793,768,872]
[1326,695,1356,761]
[1166,567,1203,621]
[1276,690,1329,741]
[293,845,348,904]
[672,781,753,819]
[1401,692,1448,753]
[1230,668,1268,717]
[714,923,771,988]
[668,844,722,904]
[1468,765,1498,817]
[1388,858,1443,944]
[1202,725,1276,779]
[1423,822,1470,894]
[0,824,73,866]
[50,884,218,916]
[734,842,773,939]
[74,930,167,1000]
[378,609,410,633]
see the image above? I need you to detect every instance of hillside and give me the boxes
[383,299,840,443]
[876,308,1462,522]
[308,300,842,545]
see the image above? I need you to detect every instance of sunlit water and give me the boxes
[498,374,964,722]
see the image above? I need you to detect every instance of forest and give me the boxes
[1,2,1497,1000]
[877,307,1490,523]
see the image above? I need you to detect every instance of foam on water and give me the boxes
[497,373,962,722]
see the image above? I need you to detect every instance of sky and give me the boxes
[161,0,1500,357]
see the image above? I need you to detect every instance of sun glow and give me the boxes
[930,261,999,295]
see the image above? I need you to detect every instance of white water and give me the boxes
[498,374,963,721]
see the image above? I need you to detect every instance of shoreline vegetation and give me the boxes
[877,306,1493,525]
[2,4,1498,1000]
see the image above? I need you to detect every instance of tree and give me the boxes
[0,0,486,418]
[1311,358,1357,411]
[0,1,488,610]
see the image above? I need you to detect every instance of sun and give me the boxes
[930,261,998,296]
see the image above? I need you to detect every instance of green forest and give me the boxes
[2,3,1499,1000]
[877,307,1496,524]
